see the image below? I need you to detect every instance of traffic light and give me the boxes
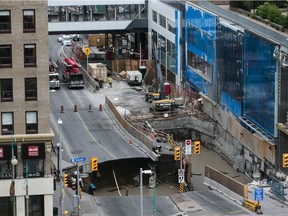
[174,146,180,161]
[283,154,288,168]
[193,141,201,155]
[63,173,68,187]
[72,181,77,190]
[91,157,98,171]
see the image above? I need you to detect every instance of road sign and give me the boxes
[70,157,86,163]
[254,187,264,201]
[84,47,90,56]
[185,139,192,155]
[178,169,185,176]
[178,175,184,183]
[79,173,89,178]
[178,169,185,183]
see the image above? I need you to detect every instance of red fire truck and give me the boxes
[62,57,84,89]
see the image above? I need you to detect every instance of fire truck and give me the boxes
[62,57,84,89]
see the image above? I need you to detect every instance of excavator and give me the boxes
[148,44,177,113]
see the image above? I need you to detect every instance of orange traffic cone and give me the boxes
[129,138,132,144]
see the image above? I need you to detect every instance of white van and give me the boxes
[62,35,72,46]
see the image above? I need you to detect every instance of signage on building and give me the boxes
[28,146,39,157]
[0,147,3,158]
[22,143,45,159]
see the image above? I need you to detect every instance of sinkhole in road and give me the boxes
[65,156,180,196]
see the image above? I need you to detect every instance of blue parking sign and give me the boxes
[254,187,264,201]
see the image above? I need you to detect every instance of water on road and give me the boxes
[95,145,251,197]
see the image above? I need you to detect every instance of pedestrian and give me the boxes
[108,76,112,88]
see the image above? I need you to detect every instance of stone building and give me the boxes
[0,0,54,215]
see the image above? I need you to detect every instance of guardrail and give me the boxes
[105,96,156,160]
[204,165,248,205]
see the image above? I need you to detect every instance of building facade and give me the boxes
[147,0,288,179]
[0,0,54,215]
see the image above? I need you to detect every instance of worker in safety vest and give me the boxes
[108,76,112,88]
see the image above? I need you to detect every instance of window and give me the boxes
[0,197,11,215]
[24,44,36,67]
[159,14,166,29]
[23,10,35,32]
[26,111,38,133]
[23,159,44,177]
[167,19,175,34]
[0,45,12,68]
[152,10,157,23]
[1,79,13,102]
[25,78,37,100]
[1,112,13,135]
[26,195,44,216]
[187,51,212,83]
[0,10,11,33]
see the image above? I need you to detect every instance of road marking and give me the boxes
[62,89,117,159]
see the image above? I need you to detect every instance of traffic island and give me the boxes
[170,193,201,213]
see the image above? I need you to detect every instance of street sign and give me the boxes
[185,139,192,155]
[178,169,185,176]
[178,175,184,183]
[70,157,86,163]
[84,47,90,56]
[79,173,89,178]
[254,187,264,201]
[178,169,185,183]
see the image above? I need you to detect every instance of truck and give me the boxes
[62,57,84,89]
[88,63,108,88]
[49,57,60,89]
[126,70,142,86]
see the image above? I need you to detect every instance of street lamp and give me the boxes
[10,131,18,216]
[58,118,63,216]
[140,168,152,216]
[11,156,18,216]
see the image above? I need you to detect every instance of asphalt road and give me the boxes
[49,36,148,167]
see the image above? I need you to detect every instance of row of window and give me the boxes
[0,78,37,102]
[152,10,175,34]
[0,195,43,216]
[1,111,38,135]
[0,44,36,68]
[0,9,35,33]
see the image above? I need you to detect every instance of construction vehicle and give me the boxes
[62,57,84,89]
[149,99,177,112]
[49,58,60,89]
[148,44,176,112]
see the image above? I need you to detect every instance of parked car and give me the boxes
[70,34,80,41]
[57,35,63,43]
[62,35,72,46]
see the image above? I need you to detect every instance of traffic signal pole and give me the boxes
[77,162,80,216]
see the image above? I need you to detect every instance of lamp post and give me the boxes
[140,168,152,216]
[11,132,18,216]
[58,118,63,216]
[11,156,18,216]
